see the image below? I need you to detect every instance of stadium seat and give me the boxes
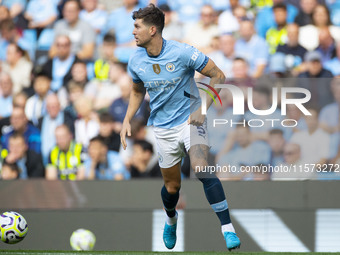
[22,29,37,61]
[37,29,55,51]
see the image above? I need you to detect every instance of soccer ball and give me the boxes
[70,228,96,251]
[0,211,28,244]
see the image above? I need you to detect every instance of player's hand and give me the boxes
[120,119,131,150]
[188,107,205,126]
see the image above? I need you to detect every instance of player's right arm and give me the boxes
[120,81,146,150]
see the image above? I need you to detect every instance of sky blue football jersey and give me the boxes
[128,39,208,128]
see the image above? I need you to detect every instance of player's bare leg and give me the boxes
[160,162,181,249]
[189,144,241,251]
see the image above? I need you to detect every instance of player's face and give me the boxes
[133,19,152,47]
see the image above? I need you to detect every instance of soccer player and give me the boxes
[120,4,241,251]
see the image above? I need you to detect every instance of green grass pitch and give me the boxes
[1,251,340,255]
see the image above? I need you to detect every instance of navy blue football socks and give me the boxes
[161,185,179,218]
[198,175,231,225]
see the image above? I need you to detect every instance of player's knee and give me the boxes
[192,160,209,174]
[165,182,181,194]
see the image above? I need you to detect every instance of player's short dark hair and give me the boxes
[2,161,20,178]
[103,33,116,44]
[273,3,287,11]
[134,139,153,154]
[269,129,284,136]
[132,4,165,34]
[99,112,114,123]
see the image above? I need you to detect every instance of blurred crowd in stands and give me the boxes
[0,0,340,181]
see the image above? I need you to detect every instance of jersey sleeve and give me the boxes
[181,44,209,72]
[128,56,143,84]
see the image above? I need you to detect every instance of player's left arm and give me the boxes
[188,59,226,126]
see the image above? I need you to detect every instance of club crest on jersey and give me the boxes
[166,63,175,72]
[153,64,161,74]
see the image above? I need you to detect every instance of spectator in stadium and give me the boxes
[272,143,309,180]
[218,1,251,34]
[266,3,288,54]
[298,51,333,108]
[294,0,318,26]
[0,19,32,61]
[235,19,269,78]
[319,78,340,160]
[0,161,20,180]
[50,0,96,60]
[93,33,117,81]
[97,112,120,152]
[129,139,161,178]
[1,0,26,28]
[25,74,51,126]
[109,74,149,125]
[266,52,289,78]
[159,4,183,42]
[255,0,298,38]
[217,125,271,180]
[79,0,107,35]
[84,136,129,180]
[276,23,307,75]
[1,133,44,179]
[46,124,85,180]
[208,34,235,77]
[69,60,89,88]
[1,107,41,154]
[0,92,27,137]
[125,118,158,170]
[0,72,13,119]
[324,41,340,76]
[268,129,285,167]
[38,93,75,165]
[0,6,10,22]
[64,81,84,120]
[40,35,77,91]
[85,62,124,111]
[0,92,27,136]
[24,0,58,38]
[184,5,219,54]
[1,43,32,94]
[105,0,142,46]
[299,4,340,51]
[74,96,99,149]
[231,57,255,88]
[316,27,336,63]
[290,106,330,165]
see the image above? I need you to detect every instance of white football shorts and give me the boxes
[153,119,209,169]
